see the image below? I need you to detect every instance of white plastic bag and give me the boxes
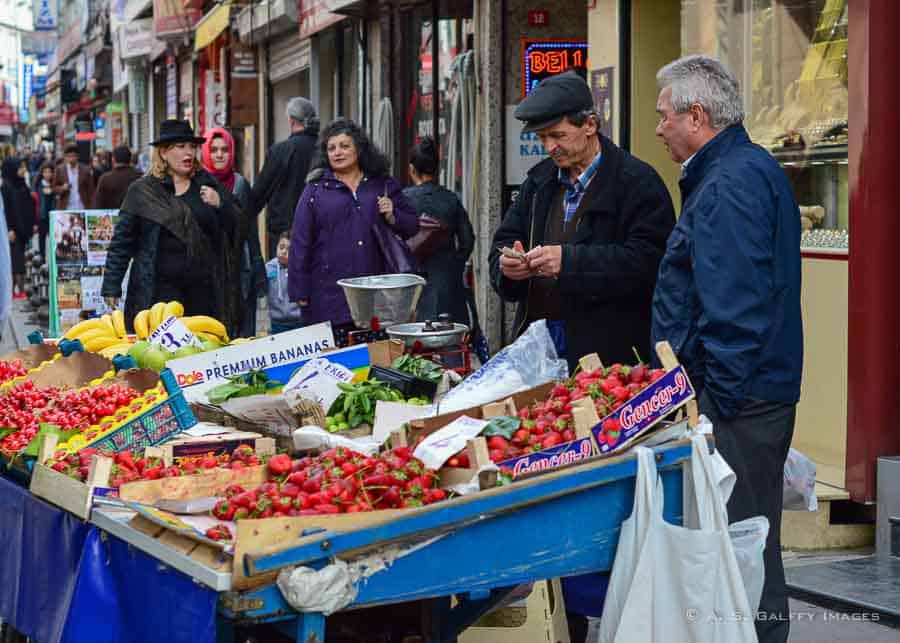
[436,320,568,414]
[783,448,818,512]
[598,437,758,643]
[728,516,770,613]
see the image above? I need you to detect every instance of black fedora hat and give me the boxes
[149,119,206,146]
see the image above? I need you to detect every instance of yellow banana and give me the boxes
[163,301,184,319]
[100,314,116,336]
[182,316,229,342]
[134,310,150,339]
[111,310,126,338]
[149,302,166,331]
[63,318,107,340]
[72,327,117,345]
[99,342,133,358]
[83,336,125,353]
[194,331,223,343]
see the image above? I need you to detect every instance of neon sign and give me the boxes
[522,40,589,97]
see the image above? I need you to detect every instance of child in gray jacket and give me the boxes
[267,233,303,334]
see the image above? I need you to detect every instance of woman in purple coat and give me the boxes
[288,119,418,329]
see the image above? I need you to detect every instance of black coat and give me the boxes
[1,176,33,274]
[489,134,675,369]
[247,131,318,234]
[101,170,246,332]
[403,182,475,324]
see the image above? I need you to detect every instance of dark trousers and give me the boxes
[699,392,795,643]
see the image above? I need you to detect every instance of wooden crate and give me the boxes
[29,433,115,520]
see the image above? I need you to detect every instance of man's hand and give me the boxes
[200,186,221,208]
[104,296,119,308]
[499,240,532,281]
[298,299,309,307]
[7,231,14,242]
[526,244,563,278]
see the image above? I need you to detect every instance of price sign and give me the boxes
[148,315,202,353]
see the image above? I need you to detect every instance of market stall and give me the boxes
[0,275,707,643]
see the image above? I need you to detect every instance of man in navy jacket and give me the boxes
[651,55,803,643]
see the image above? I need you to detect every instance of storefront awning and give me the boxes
[195,1,232,51]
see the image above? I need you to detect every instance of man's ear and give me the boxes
[585,115,599,136]
[689,103,708,131]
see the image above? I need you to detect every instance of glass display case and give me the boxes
[681,0,849,253]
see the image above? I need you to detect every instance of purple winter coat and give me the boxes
[288,169,419,326]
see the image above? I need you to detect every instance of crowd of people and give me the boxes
[2,59,802,643]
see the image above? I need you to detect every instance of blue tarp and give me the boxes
[0,475,217,643]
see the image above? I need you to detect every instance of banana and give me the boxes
[193,331,223,343]
[99,342,133,359]
[163,300,184,319]
[83,335,125,353]
[63,318,107,340]
[149,302,167,331]
[134,310,150,339]
[111,310,126,338]
[74,327,117,347]
[100,314,116,336]
[182,315,229,342]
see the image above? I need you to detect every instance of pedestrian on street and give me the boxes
[403,136,475,325]
[288,118,418,337]
[93,146,142,210]
[248,97,319,258]
[1,159,35,300]
[53,144,95,211]
[101,120,246,333]
[488,72,675,643]
[651,55,803,643]
[34,162,55,260]
[91,149,110,184]
[266,232,303,334]
[201,127,266,338]
[0,189,13,336]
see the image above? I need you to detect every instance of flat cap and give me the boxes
[514,72,595,133]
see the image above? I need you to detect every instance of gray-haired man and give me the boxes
[651,55,803,643]
[248,97,320,257]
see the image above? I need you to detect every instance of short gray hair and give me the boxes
[286,97,320,133]
[656,55,744,130]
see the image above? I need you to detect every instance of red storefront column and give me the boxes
[846,0,900,502]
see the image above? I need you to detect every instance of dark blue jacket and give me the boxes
[651,124,803,418]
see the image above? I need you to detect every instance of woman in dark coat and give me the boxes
[402,137,475,324]
[201,127,266,338]
[101,120,246,332]
[288,119,418,330]
[1,158,34,298]
[34,161,55,261]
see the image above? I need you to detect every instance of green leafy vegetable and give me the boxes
[207,370,282,405]
[481,416,521,440]
[391,355,444,383]
[326,380,405,431]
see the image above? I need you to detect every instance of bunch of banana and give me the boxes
[132,300,230,344]
[62,310,131,357]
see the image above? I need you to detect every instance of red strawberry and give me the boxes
[267,453,292,476]
[541,433,562,449]
[487,436,509,451]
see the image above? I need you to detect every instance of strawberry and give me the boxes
[551,384,570,398]
[612,386,630,402]
[212,499,235,521]
[224,484,245,498]
[200,455,218,469]
[541,433,562,449]
[232,444,255,461]
[650,369,666,382]
[630,364,648,384]
[512,428,530,445]
[562,429,576,442]
[205,524,233,541]
[487,436,509,451]
[517,407,532,420]
[267,453,292,477]
[489,448,505,463]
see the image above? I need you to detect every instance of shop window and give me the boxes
[682,0,848,252]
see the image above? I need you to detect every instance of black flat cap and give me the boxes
[515,72,595,133]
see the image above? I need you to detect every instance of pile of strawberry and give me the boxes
[46,443,263,485]
[0,359,29,384]
[444,362,668,466]
[0,382,142,454]
[209,446,446,529]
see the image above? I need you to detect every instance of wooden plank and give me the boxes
[572,398,599,439]
[129,514,166,538]
[156,529,201,556]
[118,465,269,504]
[189,543,232,572]
[30,464,94,519]
[654,341,699,428]
[232,510,407,590]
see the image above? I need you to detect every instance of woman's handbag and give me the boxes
[406,214,451,264]
[372,218,418,274]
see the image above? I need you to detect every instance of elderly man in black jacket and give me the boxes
[248,96,319,257]
[490,72,675,370]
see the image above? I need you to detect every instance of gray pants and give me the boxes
[699,392,795,643]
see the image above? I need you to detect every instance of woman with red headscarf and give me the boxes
[201,127,266,337]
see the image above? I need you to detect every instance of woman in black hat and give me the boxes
[101,120,247,333]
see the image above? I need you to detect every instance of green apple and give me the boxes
[142,347,168,372]
[172,345,202,360]
[128,341,151,366]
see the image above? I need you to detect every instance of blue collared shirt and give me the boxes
[558,150,603,225]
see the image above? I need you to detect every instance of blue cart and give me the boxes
[183,438,694,643]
